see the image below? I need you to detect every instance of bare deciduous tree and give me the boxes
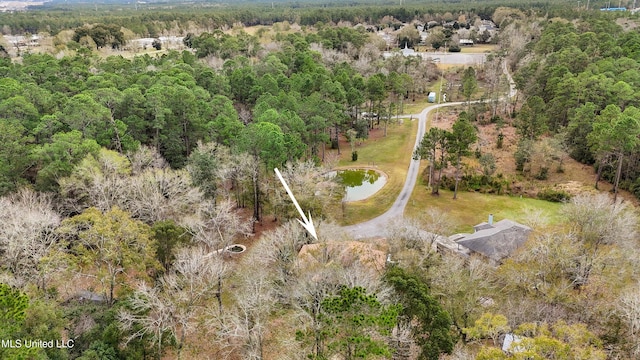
[120,246,226,359]
[563,193,637,289]
[422,207,455,247]
[183,198,252,252]
[216,270,275,360]
[428,254,494,331]
[127,145,168,174]
[388,217,430,252]
[521,206,549,232]
[564,193,637,248]
[442,342,475,360]
[387,208,453,267]
[59,147,203,224]
[310,43,351,67]
[127,168,203,223]
[0,188,61,289]
[272,160,340,223]
[389,322,417,360]
[249,221,311,304]
[618,284,640,357]
[181,199,250,314]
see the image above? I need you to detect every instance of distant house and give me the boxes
[437,215,531,265]
[443,21,456,28]
[600,7,627,11]
[478,20,498,31]
[459,39,474,46]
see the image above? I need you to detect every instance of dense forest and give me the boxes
[1,1,640,359]
[0,0,623,36]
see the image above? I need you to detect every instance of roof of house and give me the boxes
[502,333,526,353]
[455,219,531,263]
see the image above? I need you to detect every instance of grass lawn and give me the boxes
[331,119,418,225]
[405,178,563,234]
[460,44,498,53]
[401,80,449,115]
[402,100,432,115]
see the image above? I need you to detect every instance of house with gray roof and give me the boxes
[437,215,531,265]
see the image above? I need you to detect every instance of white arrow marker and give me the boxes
[274,168,318,240]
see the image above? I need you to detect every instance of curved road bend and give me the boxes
[342,61,516,239]
[343,101,468,239]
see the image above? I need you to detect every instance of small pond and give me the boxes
[327,169,387,202]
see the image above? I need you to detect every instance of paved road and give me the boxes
[342,101,468,239]
[503,59,518,98]
[342,63,517,239]
[382,51,487,66]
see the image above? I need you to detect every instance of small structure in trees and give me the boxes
[72,290,107,304]
[501,333,525,354]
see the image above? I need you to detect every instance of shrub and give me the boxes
[351,151,358,161]
[534,167,549,180]
[630,178,640,199]
[537,188,571,202]
[441,174,509,195]
[152,38,162,50]
[496,132,504,149]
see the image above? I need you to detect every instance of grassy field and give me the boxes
[405,185,563,234]
[330,119,418,225]
[402,100,432,115]
[460,44,498,53]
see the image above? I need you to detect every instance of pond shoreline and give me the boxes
[327,168,389,202]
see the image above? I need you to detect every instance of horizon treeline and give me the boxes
[0,0,615,36]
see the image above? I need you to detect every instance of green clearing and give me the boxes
[331,119,418,225]
[401,79,448,115]
[460,44,498,53]
[402,100,431,115]
[405,184,563,233]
